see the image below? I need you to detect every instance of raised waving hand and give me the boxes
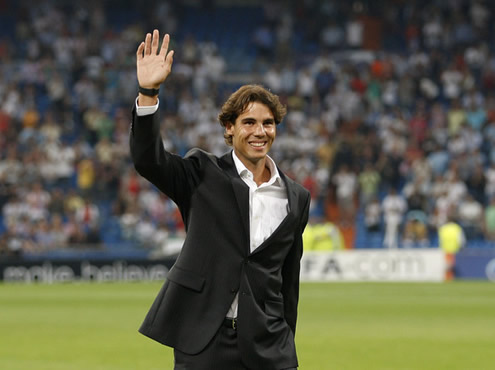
[136,30,174,90]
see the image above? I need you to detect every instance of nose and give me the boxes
[253,122,265,136]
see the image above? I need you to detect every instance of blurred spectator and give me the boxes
[135,214,157,247]
[466,162,486,204]
[120,201,140,240]
[332,163,357,225]
[95,137,115,165]
[253,23,275,62]
[438,216,466,280]
[445,170,468,205]
[0,146,22,186]
[320,20,345,49]
[457,193,484,239]
[382,187,407,249]
[48,188,65,215]
[76,159,96,197]
[3,194,27,229]
[33,219,56,251]
[485,162,495,200]
[0,233,12,257]
[346,15,363,48]
[427,143,450,177]
[483,197,495,240]
[74,198,100,230]
[358,162,381,205]
[64,189,85,216]
[364,197,381,233]
[447,99,466,136]
[376,147,403,190]
[303,219,345,251]
[402,211,429,248]
[51,213,69,248]
[68,225,88,247]
[85,224,102,246]
[120,168,142,204]
[25,182,51,211]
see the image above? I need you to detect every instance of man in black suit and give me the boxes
[131,30,310,370]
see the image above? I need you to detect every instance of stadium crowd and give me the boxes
[1,0,495,257]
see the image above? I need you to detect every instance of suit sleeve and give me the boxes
[129,107,200,208]
[281,190,311,335]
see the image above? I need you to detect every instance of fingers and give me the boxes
[159,33,170,58]
[144,32,152,55]
[140,30,172,60]
[166,50,174,70]
[136,42,144,60]
[151,29,159,54]
[162,34,174,68]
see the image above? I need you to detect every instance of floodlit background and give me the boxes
[0,0,495,368]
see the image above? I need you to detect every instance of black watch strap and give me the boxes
[138,86,160,96]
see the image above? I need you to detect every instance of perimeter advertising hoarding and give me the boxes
[1,249,447,283]
[455,249,495,281]
[0,259,175,283]
[300,249,446,282]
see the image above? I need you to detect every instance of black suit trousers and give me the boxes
[173,324,246,370]
[173,324,297,370]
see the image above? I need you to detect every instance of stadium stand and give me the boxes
[1,0,495,259]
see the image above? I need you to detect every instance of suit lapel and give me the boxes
[220,152,251,247]
[231,176,250,244]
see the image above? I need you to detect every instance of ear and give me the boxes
[225,122,234,135]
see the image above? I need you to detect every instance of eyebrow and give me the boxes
[240,117,275,124]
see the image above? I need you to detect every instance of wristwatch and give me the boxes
[138,86,160,96]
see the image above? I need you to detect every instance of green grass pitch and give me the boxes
[0,281,494,369]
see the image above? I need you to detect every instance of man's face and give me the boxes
[226,101,276,167]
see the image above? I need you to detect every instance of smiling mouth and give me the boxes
[249,142,266,148]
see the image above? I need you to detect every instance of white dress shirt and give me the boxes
[227,150,289,318]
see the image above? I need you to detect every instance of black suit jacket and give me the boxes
[130,108,311,369]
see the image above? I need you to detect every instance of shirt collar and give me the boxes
[231,150,284,187]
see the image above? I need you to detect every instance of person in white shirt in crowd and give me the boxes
[457,193,484,239]
[382,187,408,249]
[332,163,357,225]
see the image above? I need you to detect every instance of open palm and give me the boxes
[136,30,174,89]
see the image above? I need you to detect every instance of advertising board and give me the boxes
[0,249,456,283]
[455,249,495,281]
[0,259,175,283]
[300,249,446,282]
